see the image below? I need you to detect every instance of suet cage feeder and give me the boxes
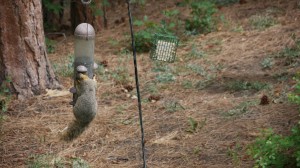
[150,33,179,63]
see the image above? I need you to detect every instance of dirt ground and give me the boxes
[1,0,300,167]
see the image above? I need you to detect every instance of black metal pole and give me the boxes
[126,1,146,168]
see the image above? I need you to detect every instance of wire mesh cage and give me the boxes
[150,34,179,63]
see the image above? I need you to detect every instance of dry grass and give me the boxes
[1,0,300,167]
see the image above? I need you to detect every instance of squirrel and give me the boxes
[62,73,98,141]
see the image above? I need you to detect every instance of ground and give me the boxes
[1,0,300,167]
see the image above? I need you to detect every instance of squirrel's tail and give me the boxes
[61,120,91,141]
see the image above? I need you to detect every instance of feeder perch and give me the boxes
[74,23,95,79]
[76,65,88,73]
[150,34,179,63]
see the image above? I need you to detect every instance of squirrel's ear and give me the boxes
[93,75,97,82]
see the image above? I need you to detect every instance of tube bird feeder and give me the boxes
[74,23,95,79]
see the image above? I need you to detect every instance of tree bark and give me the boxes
[0,0,60,99]
[71,0,102,32]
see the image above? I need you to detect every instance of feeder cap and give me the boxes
[93,62,99,69]
[76,65,88,73]
[74,23,95,40]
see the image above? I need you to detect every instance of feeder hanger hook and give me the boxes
[81,0,92,40]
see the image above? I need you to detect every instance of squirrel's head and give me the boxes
[77,73,89,81]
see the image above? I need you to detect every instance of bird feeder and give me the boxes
[71,23,95,106]
[150,33,179,63]
[74,23,95,79]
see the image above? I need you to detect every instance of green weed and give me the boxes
[231,25,244,32]
[193,146,201,155]
[187,64,207,76]
[247,129,296,168]
[108,38,119,47]
[185,1,218,34]
[186,117,198,133]
[248,76,300,168]
[52,54,74,77]
[109,55,131,85]
[45,37,56,54]
[132,15,174,52]
[0,77,12,120]
[227,143,242,167]
[212,0,239,6]
[144,82,159,94]
[27,154,89,168]
[249,14,277,30]
[187,44,206,59]
[27,154,67,168]
[156,73,176,83]
[186,117,206,133]
[274,35,300,59]
[226,80,270,92]
[222,101,256,118]
[164,100,185,113]
[261,57,274,70]
[195,77,215,90]
[182,80,194,89]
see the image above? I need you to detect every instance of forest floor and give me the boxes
[2,0,300,167]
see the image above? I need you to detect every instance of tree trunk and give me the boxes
[71,0,102,32]
[0,0,60,99]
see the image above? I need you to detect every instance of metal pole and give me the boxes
[126,1,146,167]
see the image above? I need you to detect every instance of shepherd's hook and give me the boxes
[126,0,147,168]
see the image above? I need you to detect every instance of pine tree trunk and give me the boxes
[71,0,102,32]
[0,0,60,100]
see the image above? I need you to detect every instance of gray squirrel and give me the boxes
[62,73,97,141]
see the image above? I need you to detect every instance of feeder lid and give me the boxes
[76,65,88,73]
[74,23,95,40]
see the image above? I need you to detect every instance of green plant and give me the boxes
[132,15,175,52]
[187,44,206,59]
[45,37,56,54]
[72,158,90,168]
[248,76,300,168]
[42,0,63,15]
[186,117,198,133]
[182,80,193,89]
[275,35,300,58]
[249,14,277,30]
[288,75,300,105]
[186,117,206,133]
[185,0,218,34]
[232,25,244,32]
[164,100,185,112]
[248,129,296,168]
[142,82,158,94]
[132,16,156,52]
[52,54,74,77]
[261,57,274,70]
[152,62,173,73]
[226,80,270,92]
[212,0,239,6]
[27,154,68,168]
[0,77,12,120]
[222,101,256,117]
[110,55,131,85]
[187,64,207,76]
[227,143,242,167]
[193,146,201,155]
[156,73,176,83]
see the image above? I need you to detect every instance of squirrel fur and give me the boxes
[62,73,97,141]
